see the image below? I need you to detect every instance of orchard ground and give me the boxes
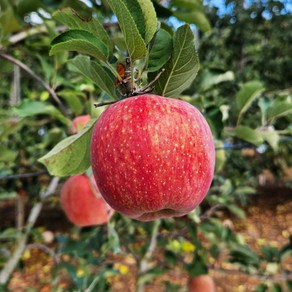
[1,183,291,291]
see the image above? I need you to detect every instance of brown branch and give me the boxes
[0,170,48,181]
[209,265,292,282]
[0,51,67,116]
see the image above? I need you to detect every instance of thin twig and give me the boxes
[139,68,165,92]
[0,52,67,116]
[137,220,161,292]
[26,243,60,264]
[0,170,48,181]
[94,100,118,108]
[200,205,223,222]
[0,177,59,285]
[209,265,292,282]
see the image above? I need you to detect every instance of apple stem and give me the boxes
[94,100,118,108]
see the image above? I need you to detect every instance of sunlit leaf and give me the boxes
[39,119,96,176]
[260,129,280,151]
[107,0,147,60]
[230,126,264,146]
[267,101,292,121]
[53,7,113,54]
[50,29,109,62]
[137,0,158,43]
[200,69,234,91]
[174,11,211,32]
[236,81,264,123]
[13,99,70,126]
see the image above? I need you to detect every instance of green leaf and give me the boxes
[58,89,84,115]
[107,0,147,60]
[205,106,224,139]
[148,29,172,72]
[236,81,264,123]
[174,10,211,32]
[107,221,121,254]
[50,29,109,62]
[232,126,264,146]
[121,0,146,39]
[38,119,96,176]
[215,140,226,172]
[0,6,21,33]
[260,129,280,151]
[137,0,158,43]
[200,69,234,91]
[172,0,210,32]
[227,205,246,219]
[0,192,17,201]
[230,245,260,268]
[154,24,200,97]
[267,101,292,121]
[53,8,113,54]
[69,55,117,100]
[172,0,203,10]
[0,146,17,163]
[13,99,70,126]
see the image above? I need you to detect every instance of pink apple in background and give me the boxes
[69,115,91,134]
[91,94,215,221]
[60,175,114,227]
[188,275,216,292]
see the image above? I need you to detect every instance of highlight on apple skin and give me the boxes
[90,94,215,221]
[60,175,114,227]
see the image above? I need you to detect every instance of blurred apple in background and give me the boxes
[188,275,216,292]
[61,174,114,227]
[69,115,91,134]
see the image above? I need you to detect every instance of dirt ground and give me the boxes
[1,185,291,292]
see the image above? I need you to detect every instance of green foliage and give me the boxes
[152,24,200,97]
[13,99,71,126]
[147,29,172,73]
[107,0,148,60]
[53,7,113,53]
[69,55,117,100]
[0,0,291,290]
[39,119,96,176]
[50,29,110,61]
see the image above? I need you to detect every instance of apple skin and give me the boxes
[60,175,113,227]
[91,94,215,221]
[69,115,91,134]
[188,275,216,292]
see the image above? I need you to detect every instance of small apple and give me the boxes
[188,275,216,292]
[69,115,91,134]
[60,175,113,227]
[91,94,215,221]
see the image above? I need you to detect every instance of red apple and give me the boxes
[188,275,216,292]
[91,94,215,221]
[69,115,91,134]
[60,175,114,227]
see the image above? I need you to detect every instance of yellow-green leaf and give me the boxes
[39,119,96,176]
